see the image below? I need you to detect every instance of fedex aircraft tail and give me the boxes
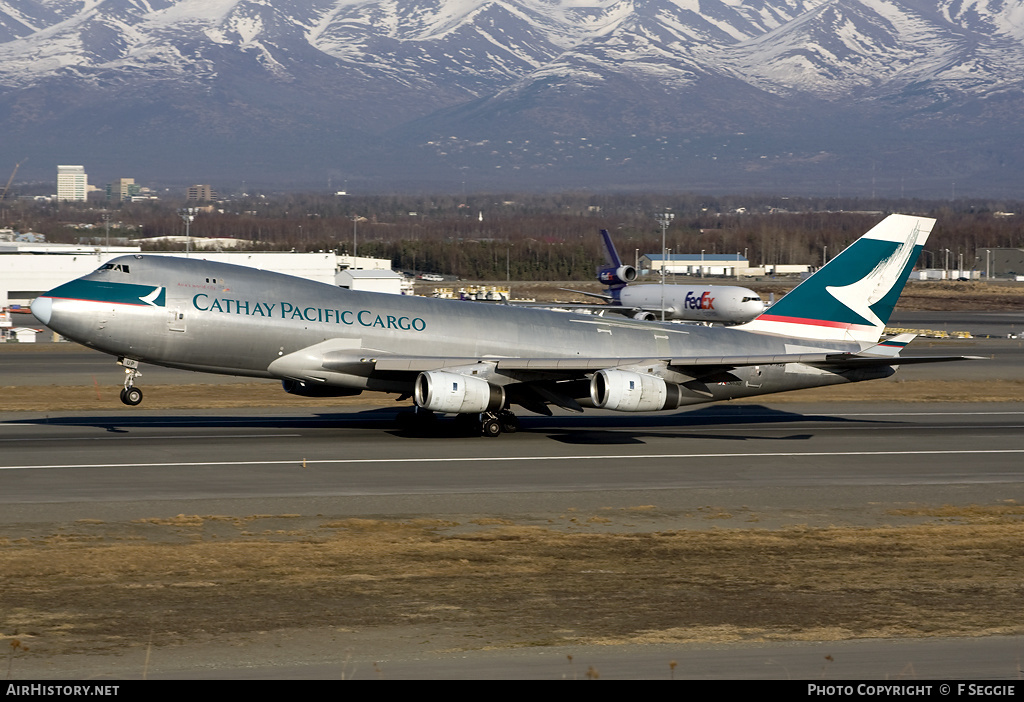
[596,229,638,287]
[740,214,934,344]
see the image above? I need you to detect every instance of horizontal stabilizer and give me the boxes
[860,333,918,358]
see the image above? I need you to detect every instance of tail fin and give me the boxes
[740,214,934,344]
[601,229,624,268]
[596,229,638,286]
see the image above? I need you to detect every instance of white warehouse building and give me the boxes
[0,240,397,312]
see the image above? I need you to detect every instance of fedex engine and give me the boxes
[597,263,637,286]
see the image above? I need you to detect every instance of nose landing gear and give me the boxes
[120,385,143,406]
[118,357,143,406]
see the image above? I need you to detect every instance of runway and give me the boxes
[3,400,1024,558]
[3,403,1024,510]
[2,332,1024,679]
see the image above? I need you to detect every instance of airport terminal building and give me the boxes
[641,252,752,277]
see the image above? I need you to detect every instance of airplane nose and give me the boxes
[30,296,53,326]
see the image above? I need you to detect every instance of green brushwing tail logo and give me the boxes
[824,219,921,329]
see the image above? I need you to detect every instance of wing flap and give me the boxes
[368,356,484,372]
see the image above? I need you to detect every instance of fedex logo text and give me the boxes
[684,291,715,310]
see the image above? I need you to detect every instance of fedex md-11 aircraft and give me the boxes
[31,214,970,437]
[559,229,765,323]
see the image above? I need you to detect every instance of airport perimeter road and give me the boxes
[2,401,1023,524]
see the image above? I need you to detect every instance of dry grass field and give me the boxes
[3,505,1024,661]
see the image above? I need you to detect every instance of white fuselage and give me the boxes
[618,284,764,323]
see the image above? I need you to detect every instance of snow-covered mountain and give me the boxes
[728,0,1024,98]
[1,0,1023,195]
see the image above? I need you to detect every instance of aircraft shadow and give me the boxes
[542,429,816,446]
[6,404,892,442]
[525,404,882,445]
[385,403,889,442]
[3,407,400,433]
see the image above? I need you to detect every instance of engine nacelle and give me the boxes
[414,371,505,414]
[632,311,657,321]
[597,264,637,286]
[282,379,363,397]
[590,369,683,412]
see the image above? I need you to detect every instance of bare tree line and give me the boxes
[7,193,1023,280]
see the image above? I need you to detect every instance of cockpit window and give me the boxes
[99,263,130,273]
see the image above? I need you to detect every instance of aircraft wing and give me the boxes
[275,342,980,415]
[472,295,626,314]
[483,297,652,319]
[559,288,614,302]
[335,350,980,377]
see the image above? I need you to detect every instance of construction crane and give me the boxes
[1,159,26,201]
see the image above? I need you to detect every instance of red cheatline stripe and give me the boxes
[756,314,875,331]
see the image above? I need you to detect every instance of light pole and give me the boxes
[352,215,359,259]
[655,213,674,321]
[103,213,110,256]
[178,207,198,257]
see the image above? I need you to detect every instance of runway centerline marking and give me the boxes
[3,449,1024,471]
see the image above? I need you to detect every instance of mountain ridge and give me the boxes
[1,0,1022,195]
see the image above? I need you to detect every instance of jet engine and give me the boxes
[590,369,683,412]
[597,264,638,286]
[632,311,657,321]
[414,371,505,414]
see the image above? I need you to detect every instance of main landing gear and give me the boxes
[398,407,520,437]
[480,410,519,437]
[118,357,143,406]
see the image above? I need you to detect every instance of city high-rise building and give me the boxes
[107,177,139,202]
[187,184,216,202]
[57,165,88,202]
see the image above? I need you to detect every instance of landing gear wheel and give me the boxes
[120,387,143,406]
[481,417,502,437]
[118,357,143,406]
